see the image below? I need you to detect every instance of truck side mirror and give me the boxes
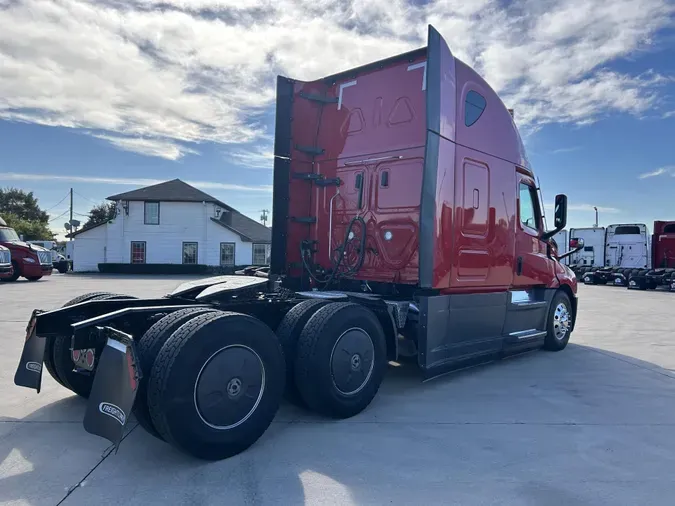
[542,194,567,241]
[553,194,567,230]
[558,237,585,260]
[569,238,584,250]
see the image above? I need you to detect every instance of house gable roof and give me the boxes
[210,211,271,243]
[66,220,108,238]
[107,179,231,209]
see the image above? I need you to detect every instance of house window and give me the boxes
[252,243,270,265]
[465,90,487,127]
[144,201,160,225]
[131,241,146,264]
[518,183,540,231]
[220,242,235,266]
[182,242,198,265]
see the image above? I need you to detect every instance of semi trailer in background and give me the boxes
[552,230,569,265]
[568,227,606,269]
[571,221,675,290]
[14,25,583,461]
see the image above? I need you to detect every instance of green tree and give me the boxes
[2,213,55,241]
[84,202,117,228]
[0,188,53,240]
[0,187,49,222]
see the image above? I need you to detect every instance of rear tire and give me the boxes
[275,299,329,406]
[52,293,136,397]
[133,307,220,440]
[543,292,573,352]
[294,302,387,419]
[147,311,285,460]
[44,292,123,388]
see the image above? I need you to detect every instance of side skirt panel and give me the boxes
[417,288,557,378]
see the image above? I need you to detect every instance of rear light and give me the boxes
[569,239,579,249]
[85,349,95,369]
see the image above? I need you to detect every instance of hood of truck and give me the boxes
[1,240,47,252]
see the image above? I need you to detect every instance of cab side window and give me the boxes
[465,90,487,127]
[519,183,540,231]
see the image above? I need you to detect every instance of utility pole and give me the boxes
[260,209,269,227]
[69,188,73,240]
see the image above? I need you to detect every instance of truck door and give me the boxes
[512,178,553,287]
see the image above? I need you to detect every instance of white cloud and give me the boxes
[0,0,672,158]
[551,146,582,154]
[0,172,272,192]
[228,146,275,169]
[545,202,620,213]
[638,166,675,178]
[568,204,620,213]
[92,134,199,160]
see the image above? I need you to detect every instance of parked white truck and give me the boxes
[568,227,606,269]
[574,223,652,286]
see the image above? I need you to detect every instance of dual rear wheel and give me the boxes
[132,300,388,460]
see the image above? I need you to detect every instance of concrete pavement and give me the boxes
[1,274,674,505]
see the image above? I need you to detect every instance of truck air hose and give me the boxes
[301,215,367,288]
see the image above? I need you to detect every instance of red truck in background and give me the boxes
[0,216,53,282]
[0,245,12,280]
[15,25,584,461]
[629,220,675,291]
[652,221,675,268]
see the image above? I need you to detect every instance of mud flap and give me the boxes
[83,327,140,451]
[14,310,46,393]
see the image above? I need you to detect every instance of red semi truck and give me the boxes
[14,26,582,461]
[0,216,53,282]
[628,220,675,291]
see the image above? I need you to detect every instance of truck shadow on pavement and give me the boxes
[2,343,675,505]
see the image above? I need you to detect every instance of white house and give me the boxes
[68,179,271,272]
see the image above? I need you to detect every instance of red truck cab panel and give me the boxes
[653,221,675,268]
[273,25,567,294]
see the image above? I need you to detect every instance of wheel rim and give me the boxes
[330,327,374,396]
[553,302,571,341]
[193,345,265,430]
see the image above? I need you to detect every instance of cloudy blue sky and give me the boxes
[0,0,674,239]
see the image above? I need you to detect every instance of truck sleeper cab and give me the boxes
[14,26,579,462]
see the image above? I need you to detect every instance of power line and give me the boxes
[43,192,70,212]
[48,209,70,223]
[73,190,102,206]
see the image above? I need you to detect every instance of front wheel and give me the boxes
[543,292,573,352]
[0,261,20,282]
[26,276,42,282]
